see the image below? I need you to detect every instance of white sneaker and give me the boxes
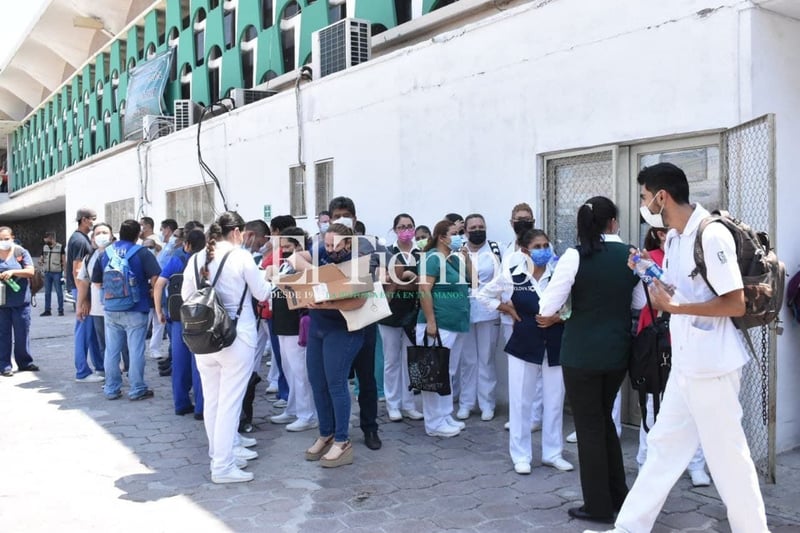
[270,412,296,424]
[456,407,471,420]
[689,469,711,487]
[147,352,164,360]
[543,456,574,472]
[566,431,578,443]
[387,409,403,422]
[211,468,254,484]
[426,425,461,438]
[286,419,319,432]
[272,399,288,409]
[265,384,279,394]
[446,416,466,430]
[481,410,495,422]
[514,462,531,475]
[75,373,104,383]
[401,408,424,421]
[233,446,258,461]
[238,435,257,448]
[235,458,248,469]
[582,529,623,533]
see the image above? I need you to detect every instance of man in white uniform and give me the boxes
[587,162,769,533]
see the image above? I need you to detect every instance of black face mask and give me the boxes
[513,220,534,235]
[327,248,351,264]
[467,230,486,245]
[281,251,293,259]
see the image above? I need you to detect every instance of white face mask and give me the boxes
[95,234,112,248]
[639,191,665,228]
[0,240,12,251]
[319,222,330,233]
[334,217,353,229]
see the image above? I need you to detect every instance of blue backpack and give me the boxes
[103,244,143,312]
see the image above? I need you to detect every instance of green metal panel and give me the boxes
[354,0,397,29]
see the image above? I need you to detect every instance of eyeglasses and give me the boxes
[395,224,414,231]
[511,217,534,223]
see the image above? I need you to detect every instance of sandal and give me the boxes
[320,440,353,468]
[305,435,334,461]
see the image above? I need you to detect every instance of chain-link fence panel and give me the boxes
[721,113,777,482]
[545,151,615,257]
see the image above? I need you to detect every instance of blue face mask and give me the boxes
[530,247,553,266]
[449,235,466,251]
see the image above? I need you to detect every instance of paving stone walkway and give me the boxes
[1,309,798,532]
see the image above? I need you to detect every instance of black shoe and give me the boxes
[40,311,52,317]
[1,367,13,377]
[58,311,64,316]
[239,422,254,433]
[18,364,39,372]
[364,430,382,450]
[194,412,204,421]
[159,368,172,377]
[567,506,615,524]
[130,389,155,401]
[176,405,194,415]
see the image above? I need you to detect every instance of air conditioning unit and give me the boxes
[174,99,202,131]
[312,18,371,80]
[142,115,175,141]
[230,88,278,108]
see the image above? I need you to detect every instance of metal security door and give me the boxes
[543,150,616,256]
[721,114,778,483]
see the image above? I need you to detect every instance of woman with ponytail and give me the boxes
[181,212,273,484]
[537,196,645,524]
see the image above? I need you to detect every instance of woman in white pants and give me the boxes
[416,220,471,438]
[379,213,423,422]
[478,229,572,474]
[181,212,272,484]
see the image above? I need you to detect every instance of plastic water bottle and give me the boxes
[632,254,676,297]
[3,277,21,292]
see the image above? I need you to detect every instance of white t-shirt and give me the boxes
[664,204,749,378]
[77,249,104,317]
[467,241,502,323]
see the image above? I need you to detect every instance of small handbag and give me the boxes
[339,281,392,332]
[407,331,452,396]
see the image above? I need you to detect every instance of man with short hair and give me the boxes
[69,208,104,382]
[157,219,179,268]
[139,217,162,252]
[586,162,769,533]
[92,219,161,401]
[39,231,65,316]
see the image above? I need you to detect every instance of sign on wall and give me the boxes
[123,48,175,140]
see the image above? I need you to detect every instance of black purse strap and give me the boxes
[642,283,671,325]
[422,330,444,348]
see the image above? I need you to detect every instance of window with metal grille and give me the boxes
[314,159,333,216]
[104,198,135,232]
[290,165,306,218]
[166,184,216,226]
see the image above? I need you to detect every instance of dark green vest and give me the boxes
[560,241,639,370]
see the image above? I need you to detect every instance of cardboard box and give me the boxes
[275,254,374,310]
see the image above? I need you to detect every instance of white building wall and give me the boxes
[748,7,800,452]
[60,0,800,449]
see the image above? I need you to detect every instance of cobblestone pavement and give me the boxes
[1,308,798,532]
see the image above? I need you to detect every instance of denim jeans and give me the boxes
[306,316,365,442]
[73,290,103,378]
[43,272,63,312]
[93,315,129,372]
[103,311,149,398]
[0,305,34,371]
[267,318,290,400]
[170,320,203,414]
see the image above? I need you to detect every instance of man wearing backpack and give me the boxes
[92,219,161,401]
[586,162,769,533]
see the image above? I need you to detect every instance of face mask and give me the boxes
[0,240,12,251]
[467,230,486,246]
[530,247,553,267]
[161,232,169,242]
[416,238,428,250]
[640,191,665,228]
[281,251,293,259]
[95,234,111,248]
[168,236,177,246]
[448,235,466,251]
[513,220,534,235]
[327,248,351,263]
[333,217,353,229]
[397,229,415,243]
[319,222,330,233]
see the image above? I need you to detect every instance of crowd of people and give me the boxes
[0,162,770,531]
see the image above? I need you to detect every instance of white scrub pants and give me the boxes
[379,325,415,412]
[149,310,166,356]
[502,324,542,425]
[460,319,499,412]
[416,325,464,434]
[615,369,768,533]
[508,353,565,466]
[637,393,706,472]
[195,336,254,476]
[278,335,315,422]
[612,389,622,437]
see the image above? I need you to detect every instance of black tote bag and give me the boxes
[407,332,452,396]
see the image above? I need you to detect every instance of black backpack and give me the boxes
[629,289,671,432]
[180,251,247,355]
[167,254,189,320]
